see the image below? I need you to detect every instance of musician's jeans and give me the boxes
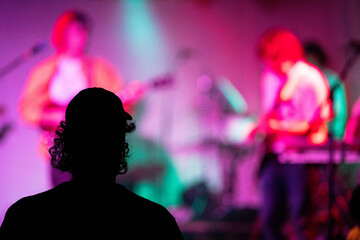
[260,154,311,240]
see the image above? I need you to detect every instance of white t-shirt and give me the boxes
[49,57,88,106]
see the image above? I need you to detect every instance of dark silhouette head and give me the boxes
[49,88,135,181]
[304,41,327,67]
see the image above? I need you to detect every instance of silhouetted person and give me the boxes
[304,41,347,139]
[0,88,183,239]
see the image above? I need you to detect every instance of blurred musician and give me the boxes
[19,10,142,186]
[305,41,347,140]
[257,29,331,240]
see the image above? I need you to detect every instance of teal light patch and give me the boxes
[120,0,167,77]
[216,77,248,114]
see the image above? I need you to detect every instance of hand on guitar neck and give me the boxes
[37,75,173,132]
[118,81,147,112]
[118,75,173,113]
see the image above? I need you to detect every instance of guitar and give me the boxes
[119,74,173,113]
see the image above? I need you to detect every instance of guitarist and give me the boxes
[19,10,144,186]
[256,29,331,240]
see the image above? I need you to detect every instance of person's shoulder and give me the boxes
[322,68,342,84]
[3,189,50,220]
[5,195,32,216]
[7,182,69,209]
[322,67,337,77]
[27,54,59,78]
[86,56,120,78]
[114,184,179,224]
[115,184,170,212]
[291,60,311,73]
[114,184,184,239]
[0,183,73,238]
[87,55,114,68]
[32,55,58,69]
[293,60,326,83]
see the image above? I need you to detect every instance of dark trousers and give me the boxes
[260,154,311,240]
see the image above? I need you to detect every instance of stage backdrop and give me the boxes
[0,0,359,223]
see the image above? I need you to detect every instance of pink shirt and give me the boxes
[260,60,331,148]
[261,60,329,125]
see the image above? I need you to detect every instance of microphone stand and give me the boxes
[326,44,360,240]
[326,91,336,240]
[0,41,47,79]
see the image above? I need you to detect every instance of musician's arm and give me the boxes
[19,57,58,129]
[260,70,282,115]
[91,57,139,112]
[254,70,292,136]
[268,118,310,134]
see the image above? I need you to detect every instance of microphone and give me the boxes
[0,40,48,79]
[21,41,48,60]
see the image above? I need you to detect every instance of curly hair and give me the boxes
[48,88,136,179]
[49,119,135,178]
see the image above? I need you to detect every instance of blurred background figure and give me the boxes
[18,10,141,186]
[256,29,331,240]
[304,41,354,239]
[304,41,347,140]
